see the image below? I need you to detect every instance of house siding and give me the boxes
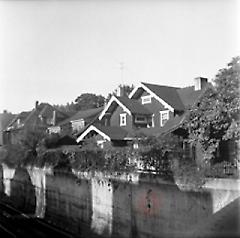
[137,91,172,127]
[110,106,133,132]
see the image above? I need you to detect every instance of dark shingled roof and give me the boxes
[6,103,68,130]
[94,125,129,140]
[142,82,185,111]
[117,96,151,115]
[58,107,103,126]
[134,114,186,139]
[70,107,103,121]
[7,111,32,128]
[177,83,212,109]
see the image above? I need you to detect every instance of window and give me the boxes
[120,113,127,126]
[141,95,152,104]
[160,110,169,127]
[151,114,155,128]
[72,119,85,132]
[135,115,147,123]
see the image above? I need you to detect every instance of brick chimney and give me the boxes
[35,100,39,109]
[194,77,208,91]
[116,85,125,97]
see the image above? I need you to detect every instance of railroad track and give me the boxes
[0,202,75,238]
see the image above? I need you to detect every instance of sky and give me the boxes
[0,0,239,114]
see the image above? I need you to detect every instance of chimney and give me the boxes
[116,85,125,97]
[194,77,208,91]
[52,110,56,126]
[35,101,39,109]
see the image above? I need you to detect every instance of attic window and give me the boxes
[141,95,152,104]
[160,110,169,127]
[120,113,127,126]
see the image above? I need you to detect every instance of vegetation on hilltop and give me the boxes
[184,56,240,162]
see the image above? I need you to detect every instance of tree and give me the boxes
[74,93,105,111]
[106,84,134,102]
[53,102,77,116]
[185,56,240,161]
[19,128,47,156]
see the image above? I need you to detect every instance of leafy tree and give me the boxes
[53,102,77,116]
[106,84,135,101]
[185,56,240,161]
[19,128,47,156]
[0,144,25,168]
[74,93,105,111]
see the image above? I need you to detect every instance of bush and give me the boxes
[172,158,206,189]
[0,144,26,168]
[43,133,61,148]
[204,161,239,178]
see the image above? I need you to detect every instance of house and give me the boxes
[3,101,68,145]
[77,124,134,147]
[77,77,211,148]
[0,111,15,146]
[48,107,103,137]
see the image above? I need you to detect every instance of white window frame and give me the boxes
[71,119,85,132]
[160,110,169,127]
[141,95,152,104]
[152,114,155,128]
[120,113,127,126]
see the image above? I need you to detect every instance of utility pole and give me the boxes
[120,62,124,85]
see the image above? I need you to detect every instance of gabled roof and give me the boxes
[136,82,185,111]
[136,85,213,138]
[6,111,32,129]
[6,103,68,131]
[117,97,151,114]
[94,125,130,140]
[70,107,103,122]
[36,103,67,120]
[99,95,151,120]
[57,107,103,127]
[76,124,130,142]
[129,81,212,111]
[0,113,15,130]
[177,83,212,109]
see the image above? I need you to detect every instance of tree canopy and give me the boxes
[185,56,240,160]
[106,84,134,101]
[55,84,134,113]
[74,93,105,111]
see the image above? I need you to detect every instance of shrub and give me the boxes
[172,158,206,189]
[204,161,239,178]
[0,144,26,168]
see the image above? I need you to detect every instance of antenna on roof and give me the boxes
[120,61,124,85]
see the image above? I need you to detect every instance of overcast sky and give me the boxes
[0,0,239,113]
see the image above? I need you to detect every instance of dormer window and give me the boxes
[120,113,127,126]
[141,95,152,104]
[160,110,169,127]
